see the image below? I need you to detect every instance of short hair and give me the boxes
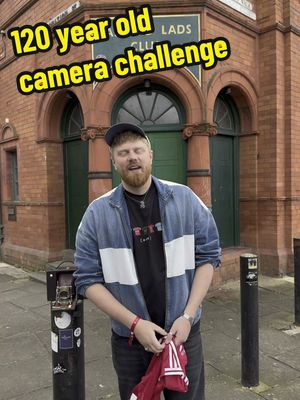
[110,130,151,149]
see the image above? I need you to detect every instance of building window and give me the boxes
[61,94,84,139]
[115,89,182,127]
[213,96,236,134]
[7,150,19,200]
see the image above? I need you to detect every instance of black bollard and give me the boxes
[293,238,300,326]
[47,264,85,400]
[240,253,259,387]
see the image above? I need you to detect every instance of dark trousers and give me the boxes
[111,322,205,400]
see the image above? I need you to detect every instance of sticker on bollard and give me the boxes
[54,311,72,329]
[74,327,81,337]
[51,332,58,353]
[53,363,67,375]
[246,257,258,286]
[59,329,74,350]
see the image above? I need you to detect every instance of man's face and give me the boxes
[111,138,153,188]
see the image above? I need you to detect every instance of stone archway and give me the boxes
[207,68,258,133]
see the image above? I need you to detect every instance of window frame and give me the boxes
[112,85,185,133]
[6,148,19,201]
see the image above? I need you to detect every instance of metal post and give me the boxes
[47,264,85,400]
[293,238,300,325]
[240,253,259,387]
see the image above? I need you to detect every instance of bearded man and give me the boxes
[74,122,221,400]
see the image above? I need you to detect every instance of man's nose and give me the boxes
[128,151,138,161]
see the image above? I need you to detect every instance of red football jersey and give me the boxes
[129,338,189,400]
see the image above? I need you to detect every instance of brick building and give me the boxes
[0,0,299,285]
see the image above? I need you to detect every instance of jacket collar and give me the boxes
[108,176,173,208]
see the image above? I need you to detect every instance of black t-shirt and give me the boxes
[124,181,166,328]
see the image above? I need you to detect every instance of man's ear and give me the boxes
[111,160,117,170]
[111,159,117,170]
[110,152,117,170]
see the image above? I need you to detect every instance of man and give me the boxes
[74,122,221,399]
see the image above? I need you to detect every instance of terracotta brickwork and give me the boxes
[0,0,299,282]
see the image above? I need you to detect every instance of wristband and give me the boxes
[128,316,141,346]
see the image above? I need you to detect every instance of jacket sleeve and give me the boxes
[73,206,104,297]
[190,190,221,268]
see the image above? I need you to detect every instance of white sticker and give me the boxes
[51,332,58,353]
[54,312,71,329]
[76,338,81,348]
[74,327,81,337]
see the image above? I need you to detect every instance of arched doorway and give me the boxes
[211,93,240,248]
[61,93,88,249]
[112,85,186,186]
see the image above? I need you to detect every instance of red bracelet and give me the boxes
[128,316,141,346]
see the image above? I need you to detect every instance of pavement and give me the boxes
[0,262,300,400]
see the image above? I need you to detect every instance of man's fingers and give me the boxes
[154,324,167,337]
[147,338,165,354]
[136,321,168,352]
[164,330,175,344]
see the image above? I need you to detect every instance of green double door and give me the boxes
[112,130,187,186]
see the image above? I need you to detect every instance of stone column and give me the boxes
[183,123,217,207]
[81,125,111,201]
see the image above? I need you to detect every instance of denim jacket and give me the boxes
[74,177,221,336]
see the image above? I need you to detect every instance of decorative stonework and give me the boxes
[182,123,217,139]
[80,126,109,141]
[0,35,6,61]
[182,125,194,139]
[0,122,18,143]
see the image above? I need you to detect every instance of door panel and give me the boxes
[150,132,186,184]
[64,139,88,249]
[211,134,236,247]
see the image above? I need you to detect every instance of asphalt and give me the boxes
[1,261,300,400]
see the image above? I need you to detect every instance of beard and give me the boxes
[119,163,152,188]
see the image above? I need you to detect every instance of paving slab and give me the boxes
[259,310,295,330]
[259,326,299,355]
[0,332,48,365]
[6,387,52,400]
[272,346,300,372]
[85,358,118,399]
[203,307,241,338]
[0,356,52,399]
[208,350,300,387]
[206,372,263,400]
[260,376,300,400]
[202,329,241,361]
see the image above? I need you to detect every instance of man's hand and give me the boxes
[166,316,191,346]
[134,319,167,354]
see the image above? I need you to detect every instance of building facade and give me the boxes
[0,0,299,285]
